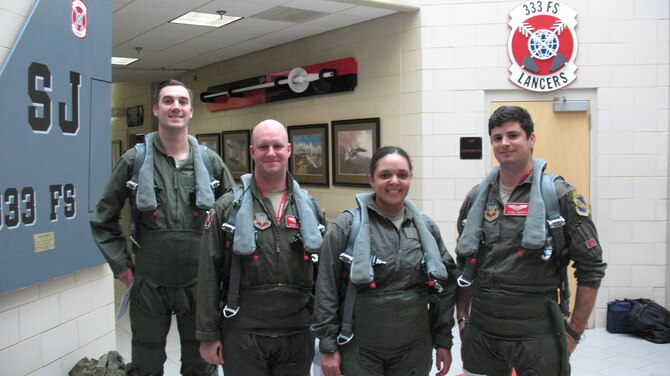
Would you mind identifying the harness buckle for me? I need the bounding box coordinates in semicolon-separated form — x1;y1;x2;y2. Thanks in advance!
126;180;138;191
547;217;566;229
336;332;354;345
371;256;386;266
339;253;353;264
221;223;235;233
457;275;473;287
222;305;239;318
432;279;444;293
129;235;141;249
210;179;221;189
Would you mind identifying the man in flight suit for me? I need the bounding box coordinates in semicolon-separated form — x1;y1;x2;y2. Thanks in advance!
455;106;606;376
91;80;235;376
196;119;326;376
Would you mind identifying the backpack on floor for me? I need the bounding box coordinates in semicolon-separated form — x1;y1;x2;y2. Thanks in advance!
623;298;670;344
68;351;126;376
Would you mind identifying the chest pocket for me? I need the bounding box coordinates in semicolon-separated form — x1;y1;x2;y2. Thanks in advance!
403;227;419;240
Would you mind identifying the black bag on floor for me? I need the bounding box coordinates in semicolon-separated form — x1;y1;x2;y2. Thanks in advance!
623;298;670;344
607;299;631;334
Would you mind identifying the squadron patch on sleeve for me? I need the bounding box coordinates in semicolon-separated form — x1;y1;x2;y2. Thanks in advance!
572;190;590;217
204;209;214;229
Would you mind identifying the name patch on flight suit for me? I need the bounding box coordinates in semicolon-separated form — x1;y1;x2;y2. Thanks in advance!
254;213;271;230
485;202;500;222
504;203;529;216
285;215;300;229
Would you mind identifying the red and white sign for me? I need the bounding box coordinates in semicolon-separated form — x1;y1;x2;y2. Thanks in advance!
508;1;578;92
200;57;357;111
71;0;88;39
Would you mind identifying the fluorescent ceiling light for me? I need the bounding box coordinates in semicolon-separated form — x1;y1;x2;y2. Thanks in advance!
170;11;242;27
112;57;139;65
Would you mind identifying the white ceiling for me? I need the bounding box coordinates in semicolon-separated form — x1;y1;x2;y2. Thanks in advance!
112;0;418;83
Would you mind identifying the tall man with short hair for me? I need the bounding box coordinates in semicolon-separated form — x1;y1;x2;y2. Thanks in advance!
91;79;235;376
197;119;326;376
455;106;606;376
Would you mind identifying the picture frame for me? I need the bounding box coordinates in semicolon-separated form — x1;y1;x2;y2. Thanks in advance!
126;105;144;127
221;130;251;180
195;133;221;156
288;123;329;187
111;140;122;169
331;118;380;187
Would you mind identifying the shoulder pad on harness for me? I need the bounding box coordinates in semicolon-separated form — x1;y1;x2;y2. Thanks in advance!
128;142;216;192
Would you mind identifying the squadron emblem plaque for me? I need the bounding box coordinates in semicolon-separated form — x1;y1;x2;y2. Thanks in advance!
508;1;578;92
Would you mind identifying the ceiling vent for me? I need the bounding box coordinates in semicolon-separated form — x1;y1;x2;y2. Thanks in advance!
253;7;327;24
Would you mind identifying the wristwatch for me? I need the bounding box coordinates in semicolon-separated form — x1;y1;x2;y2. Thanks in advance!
564;323;585;343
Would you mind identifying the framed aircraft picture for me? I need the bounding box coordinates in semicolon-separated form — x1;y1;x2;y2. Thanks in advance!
288;123;329;186
195;133;221;156
331;118;380;187
221;130;251;180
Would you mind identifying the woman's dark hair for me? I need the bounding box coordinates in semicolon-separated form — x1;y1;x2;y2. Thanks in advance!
488;105;534;138
369;146;413;176
153;79;193;104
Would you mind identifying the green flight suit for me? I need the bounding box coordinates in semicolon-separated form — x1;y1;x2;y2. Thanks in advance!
456;172;607;376
311;197;458;376
91;136;235;376
196;174;326;376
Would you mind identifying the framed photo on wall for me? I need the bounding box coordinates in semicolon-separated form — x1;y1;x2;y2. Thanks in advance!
195;133;221;156
221;130;251;180
288;123;329;186
126;105;144;127
331;118;380;187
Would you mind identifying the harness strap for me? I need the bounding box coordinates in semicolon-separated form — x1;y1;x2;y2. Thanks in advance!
337;208;361;344
222;187;247;317
541;173;571;316
126;143;146;250
223;255;241;318
197;144;220;190
337;281;357;345
457;255;477;287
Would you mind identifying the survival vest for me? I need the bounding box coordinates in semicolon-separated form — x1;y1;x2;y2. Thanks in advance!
220;177;324;318
125;140;219;249
336;204;446;345
458;173;572;316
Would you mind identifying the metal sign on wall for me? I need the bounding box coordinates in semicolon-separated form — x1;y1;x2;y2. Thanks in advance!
200;57;358;111
507;1;578;92
0;0;111;294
